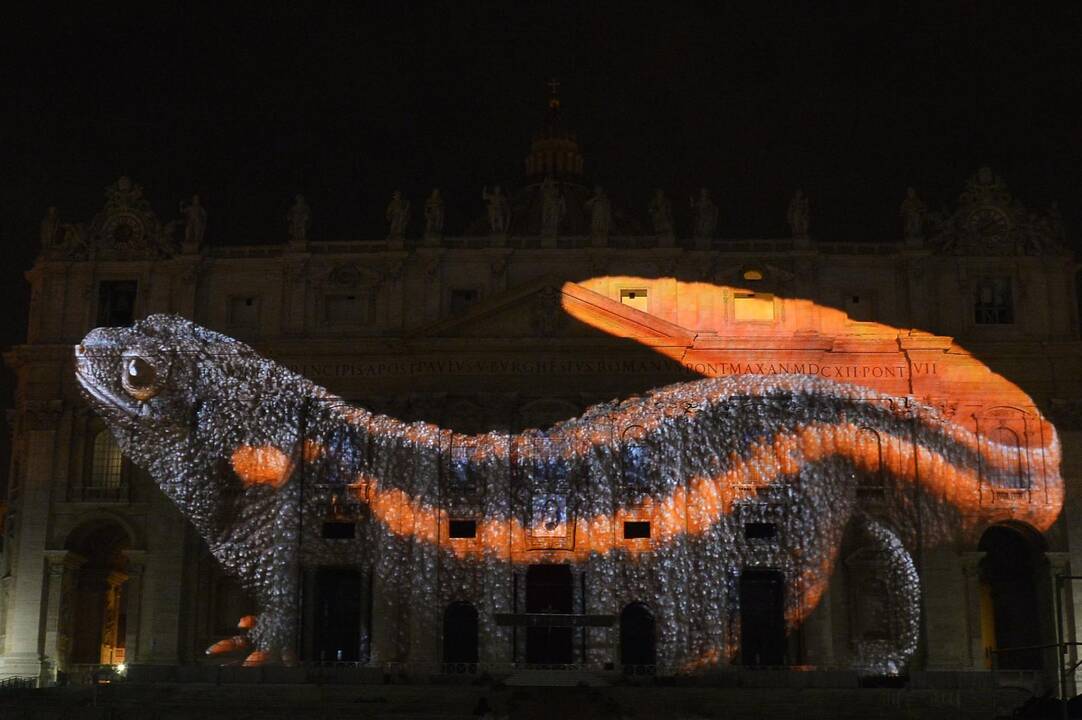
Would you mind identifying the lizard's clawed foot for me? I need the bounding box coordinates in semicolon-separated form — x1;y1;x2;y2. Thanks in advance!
207;615;297;666
241;648;298;667
206;615;257;658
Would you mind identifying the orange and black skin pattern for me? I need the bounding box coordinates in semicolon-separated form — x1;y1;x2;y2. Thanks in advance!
74;315;1061;672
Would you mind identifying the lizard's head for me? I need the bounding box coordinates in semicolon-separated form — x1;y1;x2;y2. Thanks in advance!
75;314;249;461
74;314;308;487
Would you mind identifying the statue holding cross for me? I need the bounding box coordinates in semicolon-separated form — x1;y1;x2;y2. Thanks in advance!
547;78;561;109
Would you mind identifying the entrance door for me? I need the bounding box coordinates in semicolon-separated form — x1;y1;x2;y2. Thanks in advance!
526;564;573;664
739;569;786;666
443;602;479;665
980;525;1044;669
620;603;656;669
315;568;364;662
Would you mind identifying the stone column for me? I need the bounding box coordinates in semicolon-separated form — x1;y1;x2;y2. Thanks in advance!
41;551;85;682
282;260;309;335
960;551;988;670
369;570;397;664
139;500;188;663
921;545;968;669
802;581;836;667
174;260;202;319
0;402;63;681
122;552;145;664
1045;551;1073;695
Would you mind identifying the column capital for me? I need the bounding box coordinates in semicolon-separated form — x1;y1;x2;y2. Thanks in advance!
123;549;147;568
960;550;986;575
43;550;85;574
1045;551;1072;573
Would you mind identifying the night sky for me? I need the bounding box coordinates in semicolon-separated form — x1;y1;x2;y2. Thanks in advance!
3;2;1081;410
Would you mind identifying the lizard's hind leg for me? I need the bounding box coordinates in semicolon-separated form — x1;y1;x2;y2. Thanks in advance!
847;518;921;675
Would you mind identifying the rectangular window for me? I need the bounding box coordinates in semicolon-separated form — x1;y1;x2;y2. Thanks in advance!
228;296;259;327
744;522;777;541
620;288;649;313
324;293;366;324
450;288;479;314
623;520;651;539
974;277;1013;324
844;293;874;322
322;521;356;539
449;519;477;539
97;280;138;327
733;291;775;321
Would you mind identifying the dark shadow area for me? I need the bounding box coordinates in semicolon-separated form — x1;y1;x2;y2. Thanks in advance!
526;564;573;664
65;521;130;665
979;524;1047;670
314;566;364;662
620;602;656;669
739;568;786;667
442;601;479;665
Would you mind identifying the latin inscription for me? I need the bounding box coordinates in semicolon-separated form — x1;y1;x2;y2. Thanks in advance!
285;358;938;379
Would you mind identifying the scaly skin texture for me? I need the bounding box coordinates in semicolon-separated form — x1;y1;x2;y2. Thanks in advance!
74;315;1061;672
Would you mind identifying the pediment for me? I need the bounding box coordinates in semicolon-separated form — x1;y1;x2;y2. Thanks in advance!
411;276;695;342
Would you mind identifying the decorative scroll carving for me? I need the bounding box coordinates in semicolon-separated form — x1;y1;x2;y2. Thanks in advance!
929;167;1068;256
86;177;178;260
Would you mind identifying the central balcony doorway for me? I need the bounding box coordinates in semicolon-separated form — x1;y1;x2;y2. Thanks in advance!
526;564;574;664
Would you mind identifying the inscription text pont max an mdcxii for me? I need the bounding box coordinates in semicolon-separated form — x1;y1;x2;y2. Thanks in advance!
284;357;939;380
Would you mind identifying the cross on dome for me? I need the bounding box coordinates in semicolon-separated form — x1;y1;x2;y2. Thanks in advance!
547;78;561;109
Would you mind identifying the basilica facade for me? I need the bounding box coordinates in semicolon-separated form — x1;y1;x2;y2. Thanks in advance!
2;96;1082;689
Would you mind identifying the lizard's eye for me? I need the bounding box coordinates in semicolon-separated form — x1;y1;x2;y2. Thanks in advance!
121;356;161;401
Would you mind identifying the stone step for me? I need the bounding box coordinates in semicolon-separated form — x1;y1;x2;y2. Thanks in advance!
504;669;609;686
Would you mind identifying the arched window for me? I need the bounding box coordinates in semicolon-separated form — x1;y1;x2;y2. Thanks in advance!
856;427;886;500
987;426;1026;489
621;424;652;496
90;430;123;492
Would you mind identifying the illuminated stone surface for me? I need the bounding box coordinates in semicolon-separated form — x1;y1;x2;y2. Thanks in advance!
74;315;1060;673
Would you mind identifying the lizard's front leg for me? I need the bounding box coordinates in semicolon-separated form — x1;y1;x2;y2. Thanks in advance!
206;499;303;666
243;531;302;666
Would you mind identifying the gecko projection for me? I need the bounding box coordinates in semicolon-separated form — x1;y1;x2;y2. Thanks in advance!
73;311;1061;673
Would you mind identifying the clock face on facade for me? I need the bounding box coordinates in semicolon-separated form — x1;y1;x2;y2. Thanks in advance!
966;207;1011;246
101;211;146;251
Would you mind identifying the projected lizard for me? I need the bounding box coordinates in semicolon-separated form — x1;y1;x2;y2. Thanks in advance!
74;315;1061;672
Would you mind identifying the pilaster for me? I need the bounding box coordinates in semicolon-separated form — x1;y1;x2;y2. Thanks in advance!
960;551;988;669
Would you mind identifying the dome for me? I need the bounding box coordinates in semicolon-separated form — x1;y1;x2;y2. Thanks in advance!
524;79;584;182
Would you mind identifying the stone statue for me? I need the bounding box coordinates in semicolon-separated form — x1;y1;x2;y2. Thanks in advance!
1048;201;1065;245
649;189;673;235
386;191;410;238
105;176;145;211
584;186;612;239
690;188;718;240
787;189;809;238
287;195;310;245
424;189;444;237
40;206;60;249
482;185;509;234
540;177;565;236
180;194;207;250
899;187;925;240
